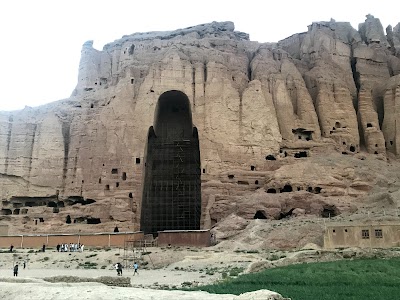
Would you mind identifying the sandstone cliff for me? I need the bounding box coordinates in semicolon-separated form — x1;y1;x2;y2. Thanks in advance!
1;17;400;248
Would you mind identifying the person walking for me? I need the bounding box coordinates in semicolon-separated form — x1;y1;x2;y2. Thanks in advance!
117;262;123;276
13;264;19;277
115;262;122;276
133;262;139;276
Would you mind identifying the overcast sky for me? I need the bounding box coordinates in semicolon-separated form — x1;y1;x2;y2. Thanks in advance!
0;0;398;111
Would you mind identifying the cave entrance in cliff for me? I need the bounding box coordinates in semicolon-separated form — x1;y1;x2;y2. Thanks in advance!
141;90;201;235
254;210;267;219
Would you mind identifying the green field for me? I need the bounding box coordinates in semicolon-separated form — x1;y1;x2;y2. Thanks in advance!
193;258;400;299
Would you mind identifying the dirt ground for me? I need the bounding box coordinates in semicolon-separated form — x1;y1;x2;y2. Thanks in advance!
1;242;398;299
0;245;285;299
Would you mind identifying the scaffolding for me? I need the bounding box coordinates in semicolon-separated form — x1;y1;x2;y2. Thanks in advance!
141;137;201;234
122;234;157;269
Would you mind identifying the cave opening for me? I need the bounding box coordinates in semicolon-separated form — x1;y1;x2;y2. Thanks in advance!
47;201;57;208
87;218;101;224
292;128;313;141
281;184;293;193
294;151;308;158
253;210;267;219
265;155;276;161
267;188;277;193
321;205;338;218
141;90;201;234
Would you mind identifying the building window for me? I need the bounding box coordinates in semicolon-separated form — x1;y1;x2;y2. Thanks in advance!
375;229;383;238
362;229;370;239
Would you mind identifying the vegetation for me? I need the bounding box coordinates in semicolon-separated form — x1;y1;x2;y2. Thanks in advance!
78;261;98;269
192;258;400;300
85;254;97;258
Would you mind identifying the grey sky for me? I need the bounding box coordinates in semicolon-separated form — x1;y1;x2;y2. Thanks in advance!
0;0;398;111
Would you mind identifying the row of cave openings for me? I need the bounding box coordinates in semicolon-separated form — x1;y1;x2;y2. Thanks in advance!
266;184;322;194
12;215;103;225
252;205;338;220
224;151;310;187
266;149;309;160
65;215;101;225
0;196;97;215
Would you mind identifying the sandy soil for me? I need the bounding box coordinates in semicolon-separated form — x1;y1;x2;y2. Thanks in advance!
0;247;259;288
0;280;236;300
1;244;394;299
0;246;271;300
5;223;400;300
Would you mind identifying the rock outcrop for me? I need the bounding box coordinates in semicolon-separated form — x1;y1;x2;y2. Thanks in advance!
1;17;400;243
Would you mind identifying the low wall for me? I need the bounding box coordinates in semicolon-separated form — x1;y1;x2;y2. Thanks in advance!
158;230;211;247
0;232;144;248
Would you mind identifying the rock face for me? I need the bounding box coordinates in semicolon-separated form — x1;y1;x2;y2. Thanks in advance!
1;17;400;242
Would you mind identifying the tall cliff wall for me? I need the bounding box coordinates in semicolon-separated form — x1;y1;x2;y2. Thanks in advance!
1;17;400;237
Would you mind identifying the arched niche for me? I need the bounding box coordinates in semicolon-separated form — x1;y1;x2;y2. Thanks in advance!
141;90;201;234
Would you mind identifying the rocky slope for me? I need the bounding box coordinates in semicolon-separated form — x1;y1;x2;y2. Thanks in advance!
1;16;400;246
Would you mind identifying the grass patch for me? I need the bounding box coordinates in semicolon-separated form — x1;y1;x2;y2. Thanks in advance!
192;258;400;300
78;262;98;269
85;254;97;258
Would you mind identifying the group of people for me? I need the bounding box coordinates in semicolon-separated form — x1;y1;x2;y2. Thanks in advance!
56;243;84;252
114;262;139;276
